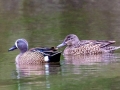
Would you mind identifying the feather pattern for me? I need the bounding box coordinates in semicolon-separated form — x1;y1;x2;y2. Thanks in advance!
57;34;120;55
9;39;61;64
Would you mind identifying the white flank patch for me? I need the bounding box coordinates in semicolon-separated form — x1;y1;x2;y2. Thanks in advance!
44;56;49;62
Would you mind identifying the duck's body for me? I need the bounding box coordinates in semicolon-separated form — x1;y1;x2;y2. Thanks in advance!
57;34;120;55
9;39;61;64
15;50;45;64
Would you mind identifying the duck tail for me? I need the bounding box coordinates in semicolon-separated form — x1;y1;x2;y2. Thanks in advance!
103;46;120;53
108;46;120;52
112;46;120;51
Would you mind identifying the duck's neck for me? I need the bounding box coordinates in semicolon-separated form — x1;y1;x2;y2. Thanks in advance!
19;48;28;53
72;41;82;48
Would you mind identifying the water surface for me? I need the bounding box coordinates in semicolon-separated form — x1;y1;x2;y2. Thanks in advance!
0;0;120;90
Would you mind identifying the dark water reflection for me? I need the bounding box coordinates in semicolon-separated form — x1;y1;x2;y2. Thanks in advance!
64;53;117;65
9;53;120;90
14;63;61;90
0;0;120;90
15;63;61;78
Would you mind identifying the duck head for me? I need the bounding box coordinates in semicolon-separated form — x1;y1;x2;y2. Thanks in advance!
57;34;80;48
8;39;28;53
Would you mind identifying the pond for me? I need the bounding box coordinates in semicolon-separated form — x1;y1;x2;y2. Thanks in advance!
0;0;120;90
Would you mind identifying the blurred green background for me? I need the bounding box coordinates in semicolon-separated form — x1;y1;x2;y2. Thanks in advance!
0;0;120;90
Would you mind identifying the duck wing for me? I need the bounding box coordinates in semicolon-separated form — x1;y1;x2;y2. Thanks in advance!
80;40;116;48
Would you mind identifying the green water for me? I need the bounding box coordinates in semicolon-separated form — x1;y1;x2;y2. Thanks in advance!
0;0;120;90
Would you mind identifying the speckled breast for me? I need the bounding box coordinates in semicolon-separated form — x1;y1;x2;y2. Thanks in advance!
16;51;45;64
63;44;103;55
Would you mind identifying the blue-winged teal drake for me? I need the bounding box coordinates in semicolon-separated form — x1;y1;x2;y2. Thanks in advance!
57;34;120;55
8;39;61;64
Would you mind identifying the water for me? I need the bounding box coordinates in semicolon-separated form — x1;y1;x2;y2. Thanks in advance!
0;0;120;90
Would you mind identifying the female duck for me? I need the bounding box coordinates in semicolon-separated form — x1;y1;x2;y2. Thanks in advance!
9;39;61;64
57;34;120;55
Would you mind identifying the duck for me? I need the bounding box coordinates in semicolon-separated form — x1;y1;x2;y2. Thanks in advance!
8;39;61;64
57;34;120;55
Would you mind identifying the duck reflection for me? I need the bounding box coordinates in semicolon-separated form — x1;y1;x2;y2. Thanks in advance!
16;63;61;78
14;63;61;90
64;53;117;65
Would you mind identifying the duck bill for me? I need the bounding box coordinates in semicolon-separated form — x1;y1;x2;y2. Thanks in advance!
57;42;66;48
8;45;17;51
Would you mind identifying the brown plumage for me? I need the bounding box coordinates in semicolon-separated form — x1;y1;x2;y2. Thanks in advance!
57;34;120;55
15;51;44;64
9;39;61;64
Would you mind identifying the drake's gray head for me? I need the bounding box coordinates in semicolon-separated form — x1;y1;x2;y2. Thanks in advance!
8;39;28;53
57;34;80;48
